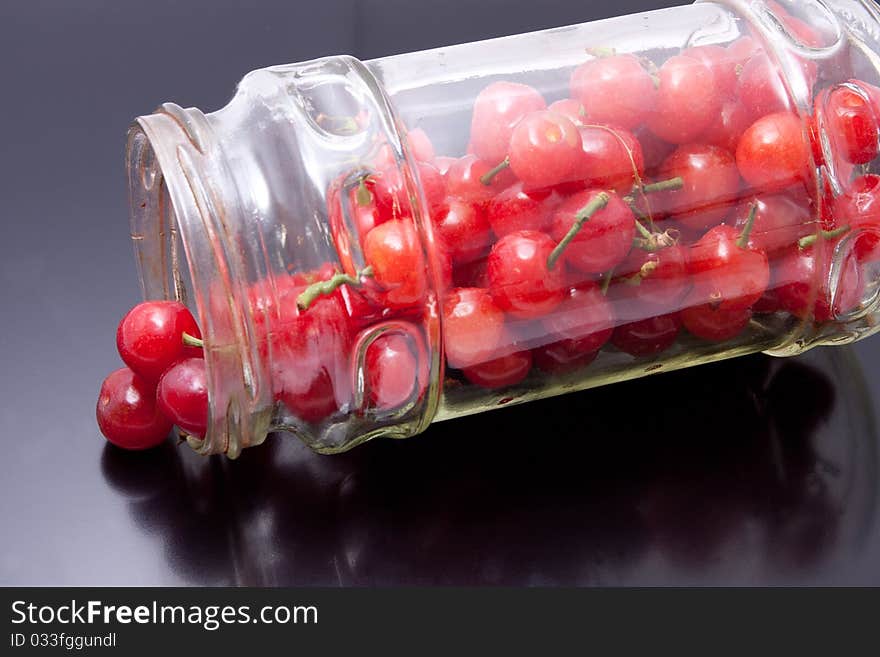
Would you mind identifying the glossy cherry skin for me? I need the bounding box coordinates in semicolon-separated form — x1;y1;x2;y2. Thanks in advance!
433;199;492;264
508;110;583;189
681;299;752;342
655;144;741;231
736;112;812;192
611;313;682;357
157;357;208;437
576;124;645;194
268;290;351;424
774;244;863;323
700;98;751;153
688;224;771;310
487;183;558;238
363;219;427;308
462;344;533;389
365;333;424;411
835;174;880;262
681;45;740;98
445;154;515;203
648;55;722;144
369;161;446;222
550;190;636;274
116;301;202;384
97;368;173;450
541;284;614;354
443;287;506;369
615;245;690;312
822;85;880;165
470;81;547;164
488;231;566;319
733;194;813;254
737;52;790;120
548;99;587;127
571;54;657;130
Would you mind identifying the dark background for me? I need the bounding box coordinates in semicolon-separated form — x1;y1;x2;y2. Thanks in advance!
1;0;879;586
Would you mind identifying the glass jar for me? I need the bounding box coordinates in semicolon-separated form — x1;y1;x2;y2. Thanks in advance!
126;0;880;458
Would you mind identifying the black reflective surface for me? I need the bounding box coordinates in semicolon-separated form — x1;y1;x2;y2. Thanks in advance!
2;0;880;586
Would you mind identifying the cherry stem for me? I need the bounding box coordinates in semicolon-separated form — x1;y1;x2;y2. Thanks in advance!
798;225;851;250
633;218;655;241
736;204;758;250
297;266;374;311
588;46;617;58
480;157;510;186
601;268;615;295
640;177;684;195
356;176;373;207
182;332;204;349
547;192;610;270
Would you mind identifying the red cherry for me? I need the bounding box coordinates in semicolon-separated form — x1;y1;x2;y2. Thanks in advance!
835;174;880;262
97;368;172;450
732;193;813;254
487;183;558;238
462;343;533;389
532;341;598;374
370;162;446;221
548;99;587;126
655;144;741;231
541;284;614;354
576;124;645;194
774;243;863;322
681;299;752;342
737;112;812;192
549;190;635;274
443;287;506;369
452;256;490;289
270;289;351;424
445;155;515;203
470;82;547;164
611;313;682;357
636;128;677;172
433;199;491;264
615;244;690;312
365;334;424;411
570;54;657;130
488;230;566;319
700;98;751;153
647;55;721;145
116;301;202;383
821;85;880;165
157;357;208;437
508;110;584;189
737;52;790;120
688;224;770;310
681;45;739;98
363;219;427;308
726;36;763;65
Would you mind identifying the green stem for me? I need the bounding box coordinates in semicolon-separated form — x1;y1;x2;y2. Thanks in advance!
633;218;654;242
736;203;758;249
798;225;851;250
297;266;374;311
480;157;510;186
547;192;610;270
640;177;684;195
182;332;204;348
601;268;615;295
356;176;374;207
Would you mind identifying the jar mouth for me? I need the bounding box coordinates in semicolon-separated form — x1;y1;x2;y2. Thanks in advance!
125;105;273;458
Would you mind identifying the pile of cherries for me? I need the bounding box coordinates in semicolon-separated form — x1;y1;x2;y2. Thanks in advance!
97;301;209;450
100;4;880;448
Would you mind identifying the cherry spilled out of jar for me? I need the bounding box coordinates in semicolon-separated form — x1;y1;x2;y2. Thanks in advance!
107;2;880;451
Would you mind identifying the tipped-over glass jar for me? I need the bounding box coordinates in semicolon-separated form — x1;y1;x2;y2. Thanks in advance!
127;0;880;458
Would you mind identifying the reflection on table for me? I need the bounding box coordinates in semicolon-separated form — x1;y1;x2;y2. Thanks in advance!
101;347;878;585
